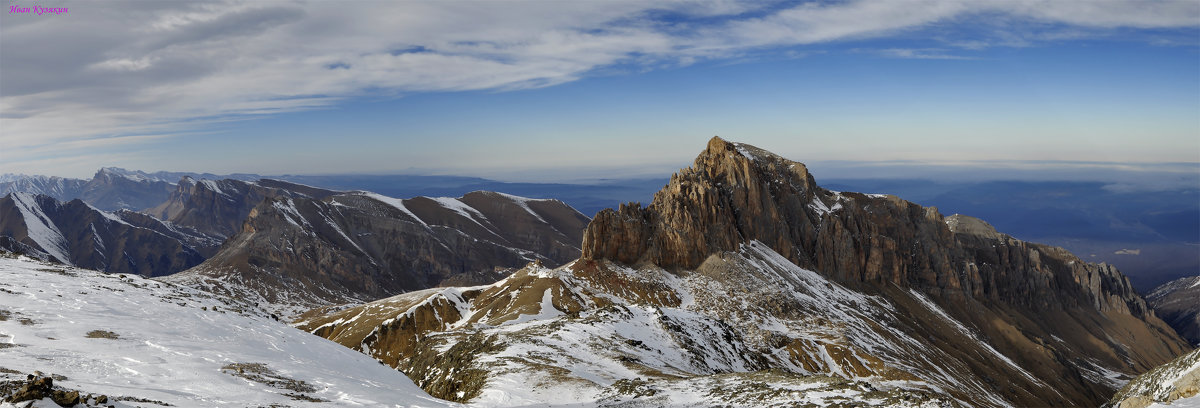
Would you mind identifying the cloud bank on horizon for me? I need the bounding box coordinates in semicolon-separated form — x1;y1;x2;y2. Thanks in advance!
1;0;1198;178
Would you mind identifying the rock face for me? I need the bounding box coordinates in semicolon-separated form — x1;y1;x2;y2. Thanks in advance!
167;190;589;317
1148;275;1200;346
578;136;1188;406
145;177;334;239
0;192;215;277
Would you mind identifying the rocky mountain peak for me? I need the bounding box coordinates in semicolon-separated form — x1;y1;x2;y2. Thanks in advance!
582;136;830;270
580;139;1187;403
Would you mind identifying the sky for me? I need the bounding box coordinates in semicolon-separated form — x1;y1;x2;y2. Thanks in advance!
1;0;1198;183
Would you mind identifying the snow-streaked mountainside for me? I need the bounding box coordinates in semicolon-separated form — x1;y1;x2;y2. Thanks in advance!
0;176;85;206
297;244;960;407
1149;275;1200;346
166;189;590;318
1107;348;1200;408
0;253;451;408
298;137;1190;407
145;176;336;240
0;192;218;276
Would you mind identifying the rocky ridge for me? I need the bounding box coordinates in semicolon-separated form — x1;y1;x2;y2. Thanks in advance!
168;190;590;317
0;192;215;277
298;137;1189;407
297;252;964;406
580;137;1186;406
145;176;335;239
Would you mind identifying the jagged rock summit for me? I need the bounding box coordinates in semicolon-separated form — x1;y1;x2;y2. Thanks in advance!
581;136;1190;404
584;136;1163;316
300;137;1189;407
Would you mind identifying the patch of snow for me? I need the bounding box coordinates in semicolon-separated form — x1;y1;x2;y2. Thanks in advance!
1076;357;1130;389
433;197;492;230
500;287;564;326
1148;394;1200;408
491;192;549;223
355;191;430;229
197;179;226;195
82;202;131;226
271;199;310;229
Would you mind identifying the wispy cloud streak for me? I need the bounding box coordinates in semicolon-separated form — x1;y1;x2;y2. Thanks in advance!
1;0;1196;167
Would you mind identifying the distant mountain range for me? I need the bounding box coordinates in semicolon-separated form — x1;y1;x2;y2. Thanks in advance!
6;164;1191;291
0;167;261;212
0;168;665;217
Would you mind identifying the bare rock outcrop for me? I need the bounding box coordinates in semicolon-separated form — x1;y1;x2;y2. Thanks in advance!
582;136;1190;406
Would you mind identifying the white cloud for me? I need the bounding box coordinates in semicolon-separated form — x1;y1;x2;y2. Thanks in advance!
863;47;977;59
1;0;1197;174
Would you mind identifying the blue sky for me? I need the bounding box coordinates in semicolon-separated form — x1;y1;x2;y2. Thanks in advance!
1;0;1197;182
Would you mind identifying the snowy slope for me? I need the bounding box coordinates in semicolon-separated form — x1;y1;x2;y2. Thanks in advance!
0;254;452;408
1107;348;1200;408
1149;395;1200;408
298;243;999;406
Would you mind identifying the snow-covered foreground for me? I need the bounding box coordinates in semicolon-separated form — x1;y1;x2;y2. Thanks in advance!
0;254;452;407
1149;395;1200;408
